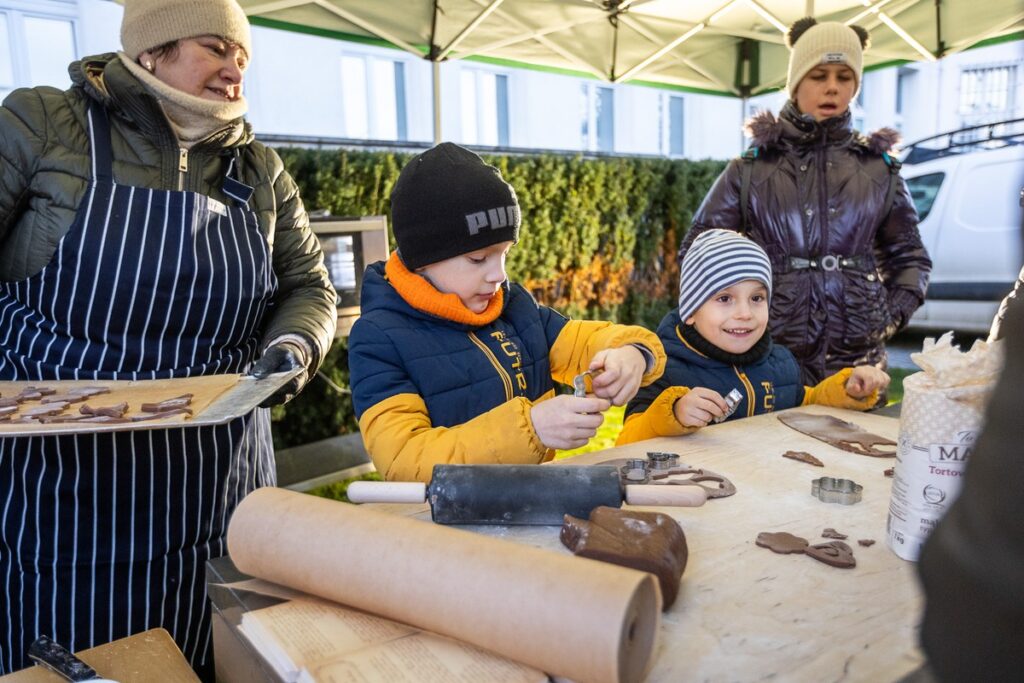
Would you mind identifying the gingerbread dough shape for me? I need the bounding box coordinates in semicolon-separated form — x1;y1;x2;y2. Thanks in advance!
805;541;856;568
755;532;809;554
561;506;688;609
777;412;896;457
782;450;824;467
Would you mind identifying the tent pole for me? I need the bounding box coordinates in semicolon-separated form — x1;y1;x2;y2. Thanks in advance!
433;60;442;144
430;0;442;144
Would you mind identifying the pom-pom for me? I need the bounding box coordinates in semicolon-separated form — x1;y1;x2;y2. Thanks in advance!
849;24;871;49
787;16;817;48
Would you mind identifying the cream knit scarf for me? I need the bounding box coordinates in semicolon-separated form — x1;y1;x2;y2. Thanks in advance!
118;51;247;149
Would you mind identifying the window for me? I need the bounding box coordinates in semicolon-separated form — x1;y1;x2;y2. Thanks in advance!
959;65;1017;120
0;5;77;100
339;54;409;141
665;95;684;157
23;15;74;87
580;83;615;152
895;67;915;115
0;13;14;101
459;68;509;147
904;172;945;221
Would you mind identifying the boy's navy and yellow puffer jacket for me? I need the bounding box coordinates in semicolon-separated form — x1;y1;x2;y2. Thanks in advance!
350;257;665;482
618;309;875;444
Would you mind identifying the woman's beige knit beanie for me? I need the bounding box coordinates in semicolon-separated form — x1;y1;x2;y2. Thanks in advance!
786;17;870;97
121;0;252;60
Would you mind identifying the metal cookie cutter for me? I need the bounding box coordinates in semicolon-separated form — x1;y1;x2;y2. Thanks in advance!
811;477;863;505
713;388;744;423
604;451;737;499
572;369;602;398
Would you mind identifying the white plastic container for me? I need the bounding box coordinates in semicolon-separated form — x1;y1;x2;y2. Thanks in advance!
886;333;1002;561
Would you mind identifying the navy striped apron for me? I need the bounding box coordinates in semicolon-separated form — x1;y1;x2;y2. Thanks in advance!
0;102;277;673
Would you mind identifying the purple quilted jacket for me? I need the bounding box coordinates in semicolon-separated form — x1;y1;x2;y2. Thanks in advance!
679;102;931;384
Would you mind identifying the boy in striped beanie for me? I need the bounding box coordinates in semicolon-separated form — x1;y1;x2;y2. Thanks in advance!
618;229;889;443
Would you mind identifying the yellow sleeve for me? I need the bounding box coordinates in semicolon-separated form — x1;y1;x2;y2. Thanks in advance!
548;320;666;387
804;368;879;410
358;392;553;482
616;386;698;445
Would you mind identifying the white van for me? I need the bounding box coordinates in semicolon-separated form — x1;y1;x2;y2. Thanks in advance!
901;120;1024;334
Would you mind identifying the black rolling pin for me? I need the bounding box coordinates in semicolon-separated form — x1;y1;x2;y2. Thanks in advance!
346;464;706;525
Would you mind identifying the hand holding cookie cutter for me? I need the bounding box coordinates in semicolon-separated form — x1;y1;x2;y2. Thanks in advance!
572;369;603;398
713;388;744;423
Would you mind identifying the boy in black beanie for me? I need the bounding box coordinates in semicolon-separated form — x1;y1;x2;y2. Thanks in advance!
349;143;666;482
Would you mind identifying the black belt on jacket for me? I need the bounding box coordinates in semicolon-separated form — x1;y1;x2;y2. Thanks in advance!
788;255;871;272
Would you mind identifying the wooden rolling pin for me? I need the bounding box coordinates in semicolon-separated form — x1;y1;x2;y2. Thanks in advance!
348;464;707;524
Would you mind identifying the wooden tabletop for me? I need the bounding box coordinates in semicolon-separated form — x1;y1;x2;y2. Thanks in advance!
376;404;923;682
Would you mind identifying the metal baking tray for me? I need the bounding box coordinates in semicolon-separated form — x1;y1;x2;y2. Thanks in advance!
0;368;302;437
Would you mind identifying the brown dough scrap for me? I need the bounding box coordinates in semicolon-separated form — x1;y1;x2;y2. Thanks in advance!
80;402;130;418
131;408;192;422
858;539;876;547
41;394;87;404
884;468;894;478
805;541;856;568
67;386;111;397
821;528;848;540
561;506;688;609
22;403;69;417
21;386;56;397
0;398;19;408
755;531;809;554
782;450;824;467
140;394;194;413
777;412;896;457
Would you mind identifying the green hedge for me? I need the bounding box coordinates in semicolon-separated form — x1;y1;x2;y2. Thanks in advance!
270;148;727;449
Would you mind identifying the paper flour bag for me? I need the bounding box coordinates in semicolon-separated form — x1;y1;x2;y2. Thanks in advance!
886;332;1003;561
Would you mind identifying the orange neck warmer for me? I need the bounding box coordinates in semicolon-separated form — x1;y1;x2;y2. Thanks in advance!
385;252;505;326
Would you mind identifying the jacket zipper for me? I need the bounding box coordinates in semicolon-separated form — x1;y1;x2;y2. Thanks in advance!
468;333;513;401
732;367;756;417
817;129;829;251
178;147;188;191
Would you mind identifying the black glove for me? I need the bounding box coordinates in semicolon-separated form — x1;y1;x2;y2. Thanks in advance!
250;341;309;407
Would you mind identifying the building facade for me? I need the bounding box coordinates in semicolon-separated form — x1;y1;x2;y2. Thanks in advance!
2;0;1021;159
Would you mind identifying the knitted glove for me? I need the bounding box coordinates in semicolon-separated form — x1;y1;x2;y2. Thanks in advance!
804;368;878;411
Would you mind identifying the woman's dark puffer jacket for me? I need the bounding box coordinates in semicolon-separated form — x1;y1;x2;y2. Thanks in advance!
679;102;931;384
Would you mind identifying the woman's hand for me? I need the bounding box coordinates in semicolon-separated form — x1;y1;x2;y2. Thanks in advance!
845;366;891;399
588;346;648;406
673;387;729;428
251;341;308;406
530;395;610;450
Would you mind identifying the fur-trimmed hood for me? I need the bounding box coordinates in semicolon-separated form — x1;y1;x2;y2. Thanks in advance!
743;106;900;155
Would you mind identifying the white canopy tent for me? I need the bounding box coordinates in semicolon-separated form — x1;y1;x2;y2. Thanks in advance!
229;0;1023;142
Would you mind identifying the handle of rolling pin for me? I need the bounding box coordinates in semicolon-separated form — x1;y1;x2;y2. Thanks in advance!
346;481;427;504
623;484;708;507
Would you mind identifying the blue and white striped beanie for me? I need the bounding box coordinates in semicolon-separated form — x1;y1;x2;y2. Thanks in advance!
678;229;773;322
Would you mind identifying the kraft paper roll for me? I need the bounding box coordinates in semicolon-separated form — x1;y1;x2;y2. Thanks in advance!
227;487;661;683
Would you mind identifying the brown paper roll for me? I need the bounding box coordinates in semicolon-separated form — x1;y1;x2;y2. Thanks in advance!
227;487;660;683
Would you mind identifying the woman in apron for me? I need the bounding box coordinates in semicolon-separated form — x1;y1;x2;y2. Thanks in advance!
0;0;337;676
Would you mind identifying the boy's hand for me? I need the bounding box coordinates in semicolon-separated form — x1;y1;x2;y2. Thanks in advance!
530;395;611;450
673;387;729;428
845;366;891;399
588;346;647;406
